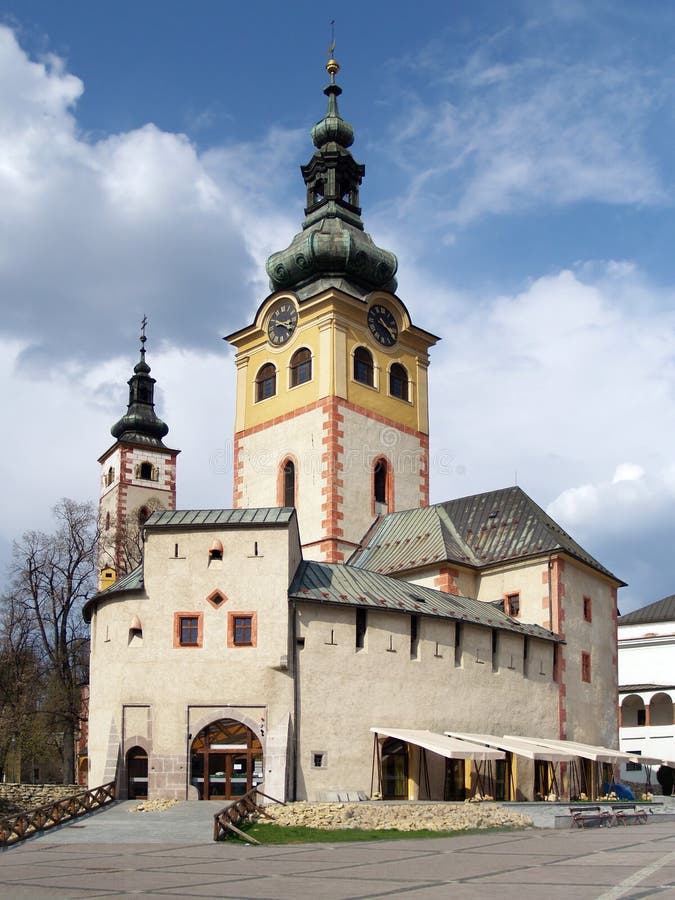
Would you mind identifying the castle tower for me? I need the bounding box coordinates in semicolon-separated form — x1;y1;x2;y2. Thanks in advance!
98;321;179;587
226;58;439;563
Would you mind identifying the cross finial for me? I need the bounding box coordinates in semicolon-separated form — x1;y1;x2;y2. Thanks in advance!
140;315;148;356
327;20;335;59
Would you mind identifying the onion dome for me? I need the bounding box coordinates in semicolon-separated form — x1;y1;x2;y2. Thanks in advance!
111;319;169;447
266;57;397;297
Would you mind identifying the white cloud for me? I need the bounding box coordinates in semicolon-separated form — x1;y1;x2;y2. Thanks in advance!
385;33;666;226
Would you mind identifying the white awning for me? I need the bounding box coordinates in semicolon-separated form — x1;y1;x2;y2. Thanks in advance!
371;727;505;761
504;735;632;764
445;732;576;762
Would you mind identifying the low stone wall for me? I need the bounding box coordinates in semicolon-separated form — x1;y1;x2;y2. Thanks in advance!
0;783;79;815
265;802;532;832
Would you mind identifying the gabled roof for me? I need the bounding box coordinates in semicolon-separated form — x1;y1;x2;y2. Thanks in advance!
349;486;623;584
144;507;295;528
618;594;675;626
289;559;560;642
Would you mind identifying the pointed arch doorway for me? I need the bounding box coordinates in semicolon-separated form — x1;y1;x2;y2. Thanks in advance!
190;718;263;800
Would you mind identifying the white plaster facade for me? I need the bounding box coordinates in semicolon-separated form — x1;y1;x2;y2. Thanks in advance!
617;598;675;786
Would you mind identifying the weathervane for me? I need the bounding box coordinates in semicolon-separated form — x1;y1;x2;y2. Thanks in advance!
326;19;339;80
140;314;148;356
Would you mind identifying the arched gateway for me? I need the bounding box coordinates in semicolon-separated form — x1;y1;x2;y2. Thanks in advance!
190;718;263;800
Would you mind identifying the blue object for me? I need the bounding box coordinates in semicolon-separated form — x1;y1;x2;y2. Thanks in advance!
603;781;635;800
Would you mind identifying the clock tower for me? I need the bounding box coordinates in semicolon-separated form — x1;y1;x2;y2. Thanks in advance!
226;58;438;562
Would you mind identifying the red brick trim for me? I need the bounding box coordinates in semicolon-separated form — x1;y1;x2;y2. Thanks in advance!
550;556;567;738
320;397;345;562
434;565;461;595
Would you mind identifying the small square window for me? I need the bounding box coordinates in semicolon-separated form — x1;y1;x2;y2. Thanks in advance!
228;612;257;648
174;613;202;648
312;752;326;768
583;596;592;622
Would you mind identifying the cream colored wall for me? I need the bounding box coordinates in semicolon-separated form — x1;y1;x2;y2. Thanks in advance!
476;559;551;628
87;522;299;799
559;561;618;747
235;406;325;545
405;566;479;599
293;602;558;801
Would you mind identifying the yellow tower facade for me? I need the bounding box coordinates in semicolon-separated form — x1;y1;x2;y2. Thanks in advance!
227;60;438;562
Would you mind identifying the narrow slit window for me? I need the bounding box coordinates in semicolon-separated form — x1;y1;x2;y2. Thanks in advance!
454;623;462;667
283;460;295;508
410;615;420;659
355;609;367;650
374;459;389;515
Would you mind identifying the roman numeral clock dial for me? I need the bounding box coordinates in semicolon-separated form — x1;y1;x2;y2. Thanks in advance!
267;302;298;345
367;305;398;347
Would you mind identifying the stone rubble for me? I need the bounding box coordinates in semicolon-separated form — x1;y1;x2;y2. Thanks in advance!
129;798;179;813
263;801;532;832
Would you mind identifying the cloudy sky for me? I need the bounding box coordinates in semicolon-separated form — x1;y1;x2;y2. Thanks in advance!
1;0;674;613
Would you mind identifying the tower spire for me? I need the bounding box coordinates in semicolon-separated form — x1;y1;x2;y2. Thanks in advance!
266;53;397;297
111;318;169;446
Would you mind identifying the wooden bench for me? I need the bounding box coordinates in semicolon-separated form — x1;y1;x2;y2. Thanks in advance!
611;803;650;826
569;806;614;828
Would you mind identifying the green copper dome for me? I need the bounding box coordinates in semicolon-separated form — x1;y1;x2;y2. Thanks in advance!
266;58;397;296
111;322;169;447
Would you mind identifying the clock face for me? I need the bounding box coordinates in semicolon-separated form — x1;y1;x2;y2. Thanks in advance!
367;304;398;347
267;301;298;345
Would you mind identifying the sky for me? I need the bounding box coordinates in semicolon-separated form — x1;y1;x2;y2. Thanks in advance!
1;0;674;613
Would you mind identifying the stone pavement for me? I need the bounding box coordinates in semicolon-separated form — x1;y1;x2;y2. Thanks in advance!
1;801;675;899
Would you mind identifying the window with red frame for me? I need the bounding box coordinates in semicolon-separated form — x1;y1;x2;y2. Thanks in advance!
581;651;591;683
178;616;200;647
506;593;520;617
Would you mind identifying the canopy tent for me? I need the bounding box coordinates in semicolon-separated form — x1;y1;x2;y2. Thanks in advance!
446;732;575;800
370;728;505;800
370;728;505;761
504;735;632;764
445;732;576;762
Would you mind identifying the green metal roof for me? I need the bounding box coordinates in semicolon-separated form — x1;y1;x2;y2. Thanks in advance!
290;560;560;642
144;507;295;528
349;486;624;584
618;593;675;626
83;564;144;622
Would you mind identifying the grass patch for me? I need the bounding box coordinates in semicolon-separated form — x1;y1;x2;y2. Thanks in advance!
231;822;523;844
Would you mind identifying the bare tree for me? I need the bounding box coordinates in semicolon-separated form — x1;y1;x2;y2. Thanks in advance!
5;499;97;783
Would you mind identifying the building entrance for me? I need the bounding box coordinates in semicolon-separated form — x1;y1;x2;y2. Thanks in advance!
190;719;263;800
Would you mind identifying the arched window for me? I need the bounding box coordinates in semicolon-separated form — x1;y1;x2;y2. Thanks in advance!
354;347;374;387
106;466;115;486
389;363;409;400
105;511;111;531
138;506;151;525
621;694;646;728
651;692;674;726
255;363;276;401
290;348;312;387
374;458;389;514
139;461;153;480
283;460;295;507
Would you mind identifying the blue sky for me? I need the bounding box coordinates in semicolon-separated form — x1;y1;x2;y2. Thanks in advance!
1;0;675;612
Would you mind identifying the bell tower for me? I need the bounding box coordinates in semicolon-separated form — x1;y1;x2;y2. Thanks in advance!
226;57;438;563
98;320;179;587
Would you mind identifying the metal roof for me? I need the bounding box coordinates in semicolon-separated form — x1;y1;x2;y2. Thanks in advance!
83;565;144;622
446;732;576;762
371;728;505;761
349;486;623;584
144;507;295;528
290;560;560;641
618;594;675;626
